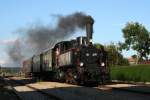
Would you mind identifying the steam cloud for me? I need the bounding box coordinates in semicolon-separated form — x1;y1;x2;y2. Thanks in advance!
7;12;88;67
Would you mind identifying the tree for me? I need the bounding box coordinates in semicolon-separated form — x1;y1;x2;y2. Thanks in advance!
119;22;150;63
104;43;129;66
132;54;137;59
94;43;104;50
95;43;129;66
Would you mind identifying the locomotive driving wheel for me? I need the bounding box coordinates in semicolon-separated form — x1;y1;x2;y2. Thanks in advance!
66;69;77;84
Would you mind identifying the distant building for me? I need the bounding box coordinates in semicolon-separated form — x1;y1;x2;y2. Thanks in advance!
128;57;150;65
139;60;150;64
128;57;136;65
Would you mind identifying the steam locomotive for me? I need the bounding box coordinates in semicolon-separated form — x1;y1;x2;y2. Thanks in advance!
22;16;110;84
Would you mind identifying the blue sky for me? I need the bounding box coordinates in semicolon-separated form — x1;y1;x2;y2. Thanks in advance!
0;0;150;65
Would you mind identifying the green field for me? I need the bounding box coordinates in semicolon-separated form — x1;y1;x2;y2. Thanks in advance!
111;64;150;82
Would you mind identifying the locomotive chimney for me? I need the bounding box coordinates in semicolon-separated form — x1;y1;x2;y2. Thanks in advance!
86;16;94;45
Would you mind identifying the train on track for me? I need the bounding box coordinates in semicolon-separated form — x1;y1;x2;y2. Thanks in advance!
22;16;110;85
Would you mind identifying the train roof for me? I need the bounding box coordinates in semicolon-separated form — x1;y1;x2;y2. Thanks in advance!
55;40;71;45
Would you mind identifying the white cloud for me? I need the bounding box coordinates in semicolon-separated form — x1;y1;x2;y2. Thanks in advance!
0;59;6;66
0;39;16;45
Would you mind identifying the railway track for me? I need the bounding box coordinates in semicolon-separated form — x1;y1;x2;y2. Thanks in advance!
6;77;63;100
4;77;150;100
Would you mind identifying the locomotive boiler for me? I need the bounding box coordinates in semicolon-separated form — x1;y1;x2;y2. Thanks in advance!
22;16;110;85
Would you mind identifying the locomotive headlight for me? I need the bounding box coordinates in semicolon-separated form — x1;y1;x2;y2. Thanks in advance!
80;62;84;66
74;75;77;79
86;53;89;56
101;62;105;66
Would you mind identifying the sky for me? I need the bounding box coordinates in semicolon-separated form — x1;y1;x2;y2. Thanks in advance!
0;0;150;66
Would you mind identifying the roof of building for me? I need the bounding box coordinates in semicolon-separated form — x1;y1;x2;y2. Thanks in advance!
128;57;136;62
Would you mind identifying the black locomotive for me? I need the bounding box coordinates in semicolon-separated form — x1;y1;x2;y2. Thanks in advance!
22;16;110;84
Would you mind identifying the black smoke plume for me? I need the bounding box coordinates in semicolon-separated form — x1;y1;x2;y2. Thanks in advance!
7;12;88;67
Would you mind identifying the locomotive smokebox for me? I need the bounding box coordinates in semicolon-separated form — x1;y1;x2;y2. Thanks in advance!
86;16;94;45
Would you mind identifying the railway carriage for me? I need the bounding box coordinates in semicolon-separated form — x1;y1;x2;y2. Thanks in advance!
42;49;53;71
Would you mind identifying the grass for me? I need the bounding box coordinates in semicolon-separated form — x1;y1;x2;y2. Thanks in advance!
111;64;150;82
